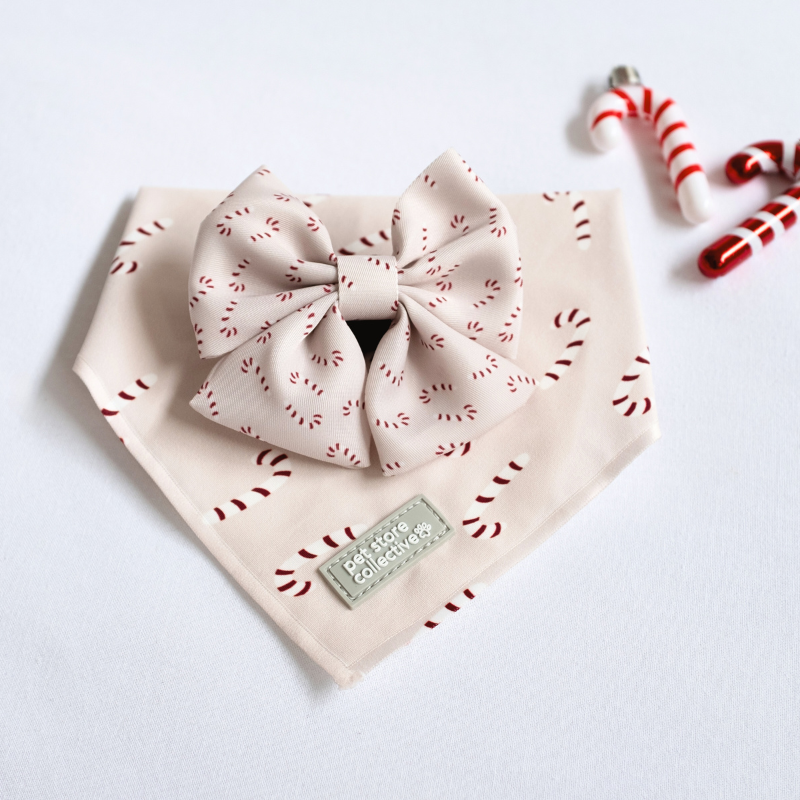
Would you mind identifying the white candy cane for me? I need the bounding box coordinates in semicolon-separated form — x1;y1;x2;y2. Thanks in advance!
462;454;530;539
101;374;158;416
273;523;369;597
110;218;173;274
587;66;712;224
612;348;654;417
203;449;292;524
542;192;591;249
537;309;591;390
413;583;488;638
337;229;392;256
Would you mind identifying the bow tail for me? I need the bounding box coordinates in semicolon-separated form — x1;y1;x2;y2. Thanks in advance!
191;294;373;469
365;295;536;476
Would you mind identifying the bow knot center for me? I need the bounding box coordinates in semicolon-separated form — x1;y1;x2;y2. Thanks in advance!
336;255;399;321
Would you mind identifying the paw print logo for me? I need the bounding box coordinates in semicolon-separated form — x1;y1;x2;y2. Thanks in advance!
414;522;432;538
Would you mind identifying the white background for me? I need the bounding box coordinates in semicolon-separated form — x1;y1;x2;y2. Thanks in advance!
2;1;799;797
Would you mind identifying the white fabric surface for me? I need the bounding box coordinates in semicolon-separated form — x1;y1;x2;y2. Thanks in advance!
2;1;799;797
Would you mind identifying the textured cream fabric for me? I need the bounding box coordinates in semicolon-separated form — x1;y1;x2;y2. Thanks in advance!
75;184;659;686
189;150;533;476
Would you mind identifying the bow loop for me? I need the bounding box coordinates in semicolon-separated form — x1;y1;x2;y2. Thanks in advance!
189;150;535;476
336;255;399;321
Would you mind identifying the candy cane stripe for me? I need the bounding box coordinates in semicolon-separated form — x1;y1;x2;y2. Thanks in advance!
462;454;530;539
101;373;158;416
542;191;591;249
612;347;654;418
588;78;711;224
337;228;392;256
110;218;173;275
203;450;293;524
699;184;800;276
538;310;590;390
700;140;800;277
414;584;489;637
273;524;368;597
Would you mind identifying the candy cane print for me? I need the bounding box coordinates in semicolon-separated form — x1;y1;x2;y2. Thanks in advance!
537;309;591;390
274;524;368;597
337;229;392;256
462;454;530;539
612;348;654;417
100;374;158;416
542;192;591;249
699;140;800;278
587;66;712;224
435;441;472;457
110;218;174;274
203;449;292;524
413;583;488;638
570;191;591;250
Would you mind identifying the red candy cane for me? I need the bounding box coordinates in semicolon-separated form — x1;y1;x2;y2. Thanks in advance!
588;66;712;225
698;140;800;278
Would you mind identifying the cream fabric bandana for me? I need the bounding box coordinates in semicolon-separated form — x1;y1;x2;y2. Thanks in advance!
75;162;659;686
189;151;533;476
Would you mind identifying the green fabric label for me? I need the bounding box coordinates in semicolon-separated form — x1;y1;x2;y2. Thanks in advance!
319;495;454;608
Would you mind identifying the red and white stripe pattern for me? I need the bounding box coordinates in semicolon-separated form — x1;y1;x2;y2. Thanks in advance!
110;218;174;274
570;191;591;250
542;192;591;249
612;348;653;417
588;84;711;224
538;309;591;390
337;229;392;256
274;524;368;597
101;374;158;416
699;140;800;278
725;139;800;184
462;454;530;538
435;441;472;457
203;449;292;524
413;583;488;637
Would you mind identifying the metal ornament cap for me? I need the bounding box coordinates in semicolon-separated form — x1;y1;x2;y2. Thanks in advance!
608;65;642;89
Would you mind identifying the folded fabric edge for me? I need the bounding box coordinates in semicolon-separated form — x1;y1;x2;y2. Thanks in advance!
72;355;364;688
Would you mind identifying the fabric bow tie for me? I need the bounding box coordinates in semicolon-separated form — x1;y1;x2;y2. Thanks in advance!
189;149;535;476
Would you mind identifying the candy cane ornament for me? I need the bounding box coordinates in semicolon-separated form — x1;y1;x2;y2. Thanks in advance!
462;454;530;539
587;66;712;225
203;448;292;524
273;524;368;597
698;139;800;278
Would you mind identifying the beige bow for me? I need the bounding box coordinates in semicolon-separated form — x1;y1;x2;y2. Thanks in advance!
188;149;535;476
